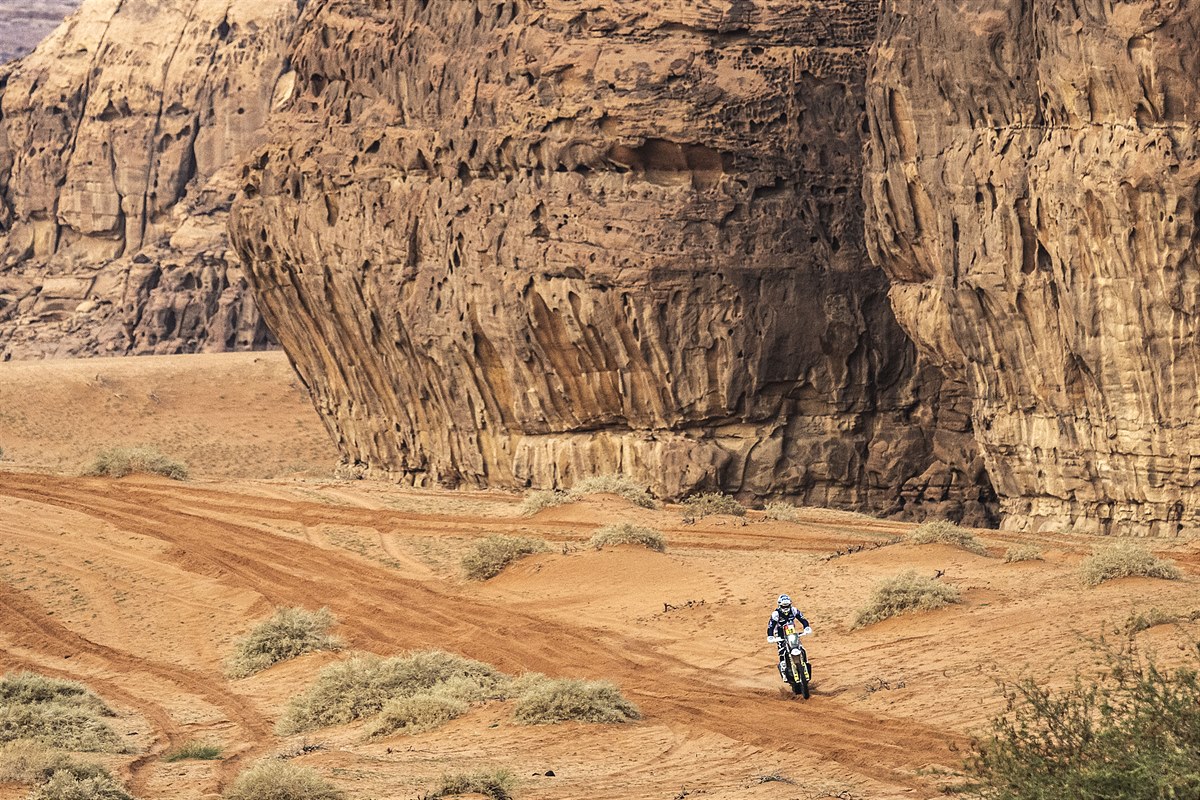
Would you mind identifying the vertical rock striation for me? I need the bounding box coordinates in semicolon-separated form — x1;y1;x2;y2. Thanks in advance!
0;0;301;358
865;0;1200;533
232;0;994;520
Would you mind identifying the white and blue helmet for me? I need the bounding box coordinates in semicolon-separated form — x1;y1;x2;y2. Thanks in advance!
777;594;792;610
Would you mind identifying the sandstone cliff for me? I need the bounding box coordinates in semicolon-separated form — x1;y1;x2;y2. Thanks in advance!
231;0;995;520
0;0;299;358
865;0;1200;534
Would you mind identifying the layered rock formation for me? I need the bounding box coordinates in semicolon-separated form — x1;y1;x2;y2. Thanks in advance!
232;0;995;520
0;0;300;358
0;1;80;63
865;0;1200;534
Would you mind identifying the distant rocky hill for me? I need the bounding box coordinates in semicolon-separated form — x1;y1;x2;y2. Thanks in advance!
0;1;79;63
0;0;298;358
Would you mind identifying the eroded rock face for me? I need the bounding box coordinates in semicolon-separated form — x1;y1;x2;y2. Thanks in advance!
0;0;300;358
232;0;995;520
865;0;1200;534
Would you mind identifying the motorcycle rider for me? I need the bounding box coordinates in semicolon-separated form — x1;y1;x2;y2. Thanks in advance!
766;594;812;682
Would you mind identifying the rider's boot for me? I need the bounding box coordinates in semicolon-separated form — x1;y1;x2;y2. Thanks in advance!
778;660;787;681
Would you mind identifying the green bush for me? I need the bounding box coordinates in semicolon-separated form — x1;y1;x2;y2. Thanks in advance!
227;607;342;678
83;446;188;480
1079;542;1181;587
1003;545;1043;563
968;643;1200;799
0;673;122;752
908;520;988;555
224;760;342;800
462;535;549;580
365;693;468;738
277;651;508;735
568;475;657;509
681;492;745;520
427;769;516;800
587;523;666;552
162;740;222;761
512;676;640;725
852;570;961;629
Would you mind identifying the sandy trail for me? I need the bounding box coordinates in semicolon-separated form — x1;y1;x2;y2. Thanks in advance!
1;353;1197;799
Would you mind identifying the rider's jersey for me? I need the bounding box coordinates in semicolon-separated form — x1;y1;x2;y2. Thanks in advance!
767;606;810;638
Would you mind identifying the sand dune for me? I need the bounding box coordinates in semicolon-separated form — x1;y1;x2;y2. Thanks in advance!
0;354;1197;799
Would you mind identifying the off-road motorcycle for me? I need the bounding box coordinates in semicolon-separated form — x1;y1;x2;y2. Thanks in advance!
769;622;811;699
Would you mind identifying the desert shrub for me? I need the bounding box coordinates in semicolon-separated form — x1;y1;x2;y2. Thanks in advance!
681;492;745;520
852;570;961;629
29;768;134;800
1003;545;1043;563
0;673;122;752
762;502;799;522
83;446;188;480
1079;542;1181;587
587;523;666;552
365;693;468;738
0;741;81;783
277;651;508;735
568;475;657;509
224;760;342;800
227;607;342;678
427;769;517;800
462;535;549;580
908;520;988;555
162;740;222;761
968;643;1200;799
512;676;640;724
1125;607;1180;634
518;490;569;516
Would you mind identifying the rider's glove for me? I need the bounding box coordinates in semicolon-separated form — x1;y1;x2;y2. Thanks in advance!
803;626;812;635
767;636;779;643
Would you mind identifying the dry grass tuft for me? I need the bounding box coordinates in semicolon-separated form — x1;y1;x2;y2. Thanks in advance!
0;744;133;800
29;768;134;800
0;673;123;752
519;475;658;516
681;492;745;520
852;571;962;629
426;769;516;800
762;502;800;522
365;693;468;738
162;740;223;761
1079;542;1181;587
568;475;657;509
462;535;549;580
83;446;188;480
587;523;666;552
1004;545;1044;563
512;675;640;725
223;760;342;800
518;490;569;515
277;651;509;735
227;607;342;678
908;520;988;555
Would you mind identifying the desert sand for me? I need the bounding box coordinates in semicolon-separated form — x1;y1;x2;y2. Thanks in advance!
0;353;1197;799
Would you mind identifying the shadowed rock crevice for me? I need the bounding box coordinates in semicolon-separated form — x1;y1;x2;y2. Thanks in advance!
232;0;996;523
